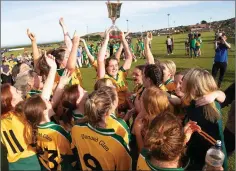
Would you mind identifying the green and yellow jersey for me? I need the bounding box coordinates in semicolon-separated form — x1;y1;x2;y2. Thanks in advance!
55;67;83;87
104;67;128;106
138;42;144;51
26;89;42;99
37;122;76;171
137;149;189;171
95;45;102;54
106;114;131;145
159;83;168;92
1;111;41;170
71;122;132;170
130;44;134;53
82;51;87;61
164;78;176;93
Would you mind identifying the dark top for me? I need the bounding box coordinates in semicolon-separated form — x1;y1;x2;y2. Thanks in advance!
185;101;227;171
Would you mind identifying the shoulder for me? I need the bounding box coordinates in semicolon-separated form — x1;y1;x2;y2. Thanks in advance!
110;133;130;154
38;122;71;143
110;115;130;133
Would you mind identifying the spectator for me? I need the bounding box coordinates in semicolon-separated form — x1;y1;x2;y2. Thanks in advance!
171;36;174;53
224;100;235;156
166;35;172;55
185;38;190;56
212;33;231;88
190;34;196;58
1;63;13;84
196;33;202;57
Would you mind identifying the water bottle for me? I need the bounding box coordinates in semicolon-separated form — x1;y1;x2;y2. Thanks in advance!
202;140;225;171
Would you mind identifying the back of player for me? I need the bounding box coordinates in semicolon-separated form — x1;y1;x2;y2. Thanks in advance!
23;95;76;171
71;88;132;170
1;111;41;170
37;122;76;171
72;123;131;170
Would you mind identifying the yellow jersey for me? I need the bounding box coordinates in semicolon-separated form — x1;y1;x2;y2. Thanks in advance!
137;149;189;171
106;114;131;145
91;60;98;70
1;111;41;169
159;83;168;92
37;121;76;171
55;67;83;87
71;122;132;170
104;67;128;105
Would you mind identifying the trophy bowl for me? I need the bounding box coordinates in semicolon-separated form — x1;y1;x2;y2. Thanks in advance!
106;1;122;39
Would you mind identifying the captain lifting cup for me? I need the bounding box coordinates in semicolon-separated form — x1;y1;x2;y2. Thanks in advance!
106;0;122;39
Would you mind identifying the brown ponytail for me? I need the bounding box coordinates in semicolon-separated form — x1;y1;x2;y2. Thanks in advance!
23;95;46;153
145;112;185;161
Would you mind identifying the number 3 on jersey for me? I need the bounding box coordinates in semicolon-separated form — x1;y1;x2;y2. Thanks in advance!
83;153;103;171
39;148;58;170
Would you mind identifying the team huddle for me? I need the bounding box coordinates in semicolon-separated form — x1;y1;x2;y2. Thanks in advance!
1;18;230;171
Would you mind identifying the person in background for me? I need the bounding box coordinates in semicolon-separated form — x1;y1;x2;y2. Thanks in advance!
221;82;235;156
185;38;190;56
138;38;145;59
77;45;82;68
212;33;231;88
1;62;13;84
190;34;196;58
166;35;172;55
196;33;202;57
224;100;235;157
171;36;174;54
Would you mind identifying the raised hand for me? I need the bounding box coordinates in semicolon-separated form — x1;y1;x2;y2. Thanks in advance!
72;31;80;45
45;52;57;69
124;31;130;38
104;28;112;41
59;17;65;27
80;38;86;43
144;32;152;44
27;29;36;42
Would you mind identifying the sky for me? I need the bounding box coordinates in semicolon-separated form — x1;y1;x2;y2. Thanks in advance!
1;1;235;47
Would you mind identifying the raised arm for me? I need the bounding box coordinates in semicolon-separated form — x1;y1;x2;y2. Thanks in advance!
121;32;133;70
51;69;71;108
223;39;231;49
115;43;123;62
80;38;95;64
59;17;72;52
144;32;154;64
66;31;80;71
97;29;111;79
27;29;40;71
41;53;57;101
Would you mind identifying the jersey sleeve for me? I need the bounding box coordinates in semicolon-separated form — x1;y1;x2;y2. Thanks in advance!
91;60;98;70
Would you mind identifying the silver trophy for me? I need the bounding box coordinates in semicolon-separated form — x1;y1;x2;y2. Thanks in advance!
106;0;122;39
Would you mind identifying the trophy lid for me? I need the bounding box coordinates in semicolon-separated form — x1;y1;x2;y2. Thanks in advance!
106;1;122;20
